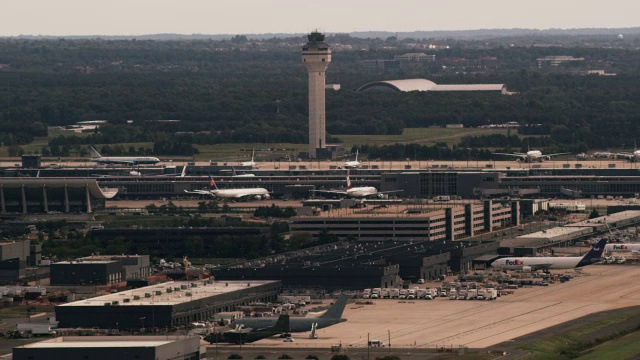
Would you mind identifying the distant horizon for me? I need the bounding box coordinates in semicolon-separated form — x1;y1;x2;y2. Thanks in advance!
4;26;639;39
1;0;637;37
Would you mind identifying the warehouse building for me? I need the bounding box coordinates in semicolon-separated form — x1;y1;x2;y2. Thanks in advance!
13;336;200;360
50;255;152;286
56;279;281;329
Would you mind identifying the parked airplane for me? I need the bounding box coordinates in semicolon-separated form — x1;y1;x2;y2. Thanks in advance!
491;238;607;271
605;243;640;253
240;149;258;169
88;146;160;165
229;296;347;333
313;171;401;199
231;167;256;178
205;314;289;344
493;149;571;162
344;149;361;169
184;177;270;200
93;165;187;178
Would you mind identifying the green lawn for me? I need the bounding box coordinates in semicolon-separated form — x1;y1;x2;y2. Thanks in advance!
577;330;640;360
335;127;511;148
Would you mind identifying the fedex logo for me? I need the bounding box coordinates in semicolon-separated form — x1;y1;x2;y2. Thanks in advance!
613;245;629;250
506;260;524;266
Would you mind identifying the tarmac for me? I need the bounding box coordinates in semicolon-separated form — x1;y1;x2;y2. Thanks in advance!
208;265;640;352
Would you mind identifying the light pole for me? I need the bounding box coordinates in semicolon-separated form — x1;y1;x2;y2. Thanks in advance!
140;317;146;332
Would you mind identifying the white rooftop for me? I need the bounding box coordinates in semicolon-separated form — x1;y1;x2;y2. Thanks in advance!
17;336;195;349
59;280;278;307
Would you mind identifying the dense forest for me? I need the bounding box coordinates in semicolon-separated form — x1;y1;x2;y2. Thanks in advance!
0;33;639;156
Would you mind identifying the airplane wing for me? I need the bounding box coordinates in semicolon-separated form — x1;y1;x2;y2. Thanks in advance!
493;152;527;158
311;190;349;195
545;152;572;157
379;190;403;194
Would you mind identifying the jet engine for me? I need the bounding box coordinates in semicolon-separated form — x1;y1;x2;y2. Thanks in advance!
542;156;551;161
521;266;533;272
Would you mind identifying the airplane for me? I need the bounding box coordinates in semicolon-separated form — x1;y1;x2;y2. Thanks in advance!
229;296;348;333
184;177;270;200
240;149;258;169
605;243;640;253
93;165;187;178
592;152;615;159
88;146;160;165
493;149;571;162
344;149;361;169
491;238;607;271
231;167;256;178
313;171;401;199
205;314;289;345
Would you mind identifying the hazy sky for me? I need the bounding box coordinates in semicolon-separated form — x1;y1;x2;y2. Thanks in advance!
2;0;638;36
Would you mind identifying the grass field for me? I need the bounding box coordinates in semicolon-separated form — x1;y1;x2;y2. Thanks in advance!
577;330;640;360
520;307;640;360
335;127;510;149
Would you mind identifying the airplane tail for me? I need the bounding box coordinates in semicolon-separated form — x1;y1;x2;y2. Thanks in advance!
576;238;608;267
355;149;359;162
251;149;255;163
346;170;352;190
180;165;187;177
208;176;219;190
319;296;347;319
273;314;290;332
88;146;101;159
231;166;237;176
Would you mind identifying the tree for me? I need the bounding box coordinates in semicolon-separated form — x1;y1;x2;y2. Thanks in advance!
277;355;293;360
376;356;401;360
7;144;24;157
589;208;600;219
305;356;319;360
227;354;243;359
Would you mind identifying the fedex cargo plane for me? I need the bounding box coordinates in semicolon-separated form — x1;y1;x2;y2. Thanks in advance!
491;238;607;271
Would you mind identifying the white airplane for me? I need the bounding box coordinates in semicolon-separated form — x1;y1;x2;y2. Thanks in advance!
313;171;401;199
344;149;361;169
240;149;258;169
88;146;160;165
231;167;256;178
605;243;640;253
185;177;270;200
493;149;571;162
491;238;607;271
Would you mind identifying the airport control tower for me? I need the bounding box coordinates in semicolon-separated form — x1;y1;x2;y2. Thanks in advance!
302;31;331;159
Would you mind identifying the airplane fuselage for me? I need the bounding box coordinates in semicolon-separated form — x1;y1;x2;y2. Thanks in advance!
92;157;160;165
230;317;345;333
346;186;379;198
211;188;270;200
606;243;640;252
491;256;583;270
